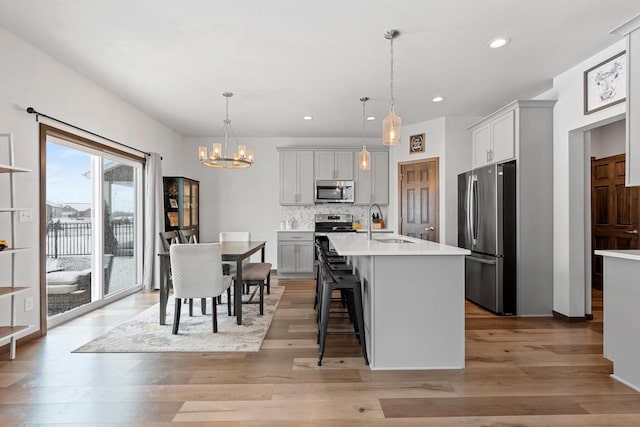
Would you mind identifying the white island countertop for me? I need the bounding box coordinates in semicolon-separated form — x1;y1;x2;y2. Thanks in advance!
328;233;470;256
595;249;640;261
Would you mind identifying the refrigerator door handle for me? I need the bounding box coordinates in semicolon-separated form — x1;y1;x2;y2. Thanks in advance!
467;255;497;265
471;174;478;245
466;175;472;245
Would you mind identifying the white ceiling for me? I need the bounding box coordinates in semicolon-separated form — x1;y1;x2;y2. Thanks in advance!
0;0;639;138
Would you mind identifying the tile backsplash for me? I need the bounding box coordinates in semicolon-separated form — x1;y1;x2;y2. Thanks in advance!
280;205;389;230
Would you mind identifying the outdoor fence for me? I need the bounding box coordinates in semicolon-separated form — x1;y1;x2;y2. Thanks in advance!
46;221;134;257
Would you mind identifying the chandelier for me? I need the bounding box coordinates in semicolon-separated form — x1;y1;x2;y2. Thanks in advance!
383;29;401;146
359;97;371;171
198;92;254;169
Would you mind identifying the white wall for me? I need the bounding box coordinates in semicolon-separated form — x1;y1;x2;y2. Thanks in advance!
388;118;446;239
590;119;626;159
387;117;476;246
182;137;380;267
0;26;183;333
444;117;477;245
535;39;627;317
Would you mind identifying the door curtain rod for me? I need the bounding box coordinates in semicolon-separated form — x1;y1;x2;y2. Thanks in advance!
26;106;158;159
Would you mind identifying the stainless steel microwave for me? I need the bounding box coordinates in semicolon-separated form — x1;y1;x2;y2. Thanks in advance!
315;180;354;203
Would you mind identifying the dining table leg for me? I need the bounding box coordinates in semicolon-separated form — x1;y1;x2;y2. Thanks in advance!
235;257;243;325
159;254;169;325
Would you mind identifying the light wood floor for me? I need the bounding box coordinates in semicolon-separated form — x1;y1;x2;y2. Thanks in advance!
1;278;640;426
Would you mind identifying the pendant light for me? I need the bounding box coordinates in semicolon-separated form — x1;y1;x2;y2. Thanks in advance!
359;97;371;171
383;29;401;146
198;92;254;169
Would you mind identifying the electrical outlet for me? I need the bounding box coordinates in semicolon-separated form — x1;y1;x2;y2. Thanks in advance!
24;296;33;312
19;209;33;223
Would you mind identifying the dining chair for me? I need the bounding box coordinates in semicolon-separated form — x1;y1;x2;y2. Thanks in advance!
219;231;271;308
177;228;208;315
160;230;205;316
178;228;198;244
169;243;232;334
219;231;251;279
159;230;179;252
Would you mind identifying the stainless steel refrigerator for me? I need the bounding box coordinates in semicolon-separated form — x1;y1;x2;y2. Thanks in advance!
458;161;517;315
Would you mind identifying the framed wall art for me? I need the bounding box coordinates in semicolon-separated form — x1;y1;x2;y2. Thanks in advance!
409;133;425;154
584;51;626;115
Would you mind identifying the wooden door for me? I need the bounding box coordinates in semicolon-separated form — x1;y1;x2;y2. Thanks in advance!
591;154;640;290
399;158;439;241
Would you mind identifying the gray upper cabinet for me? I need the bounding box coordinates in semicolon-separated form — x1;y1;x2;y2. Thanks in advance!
354;150;389;205
279;150;314;205
612;16;640;186
472;110;514;169
315;150;354;181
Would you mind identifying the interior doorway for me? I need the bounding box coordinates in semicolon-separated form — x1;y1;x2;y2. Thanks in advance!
591;153;640;290
398;158;439;241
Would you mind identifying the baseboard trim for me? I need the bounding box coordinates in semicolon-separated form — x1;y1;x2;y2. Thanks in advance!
553;310;587;323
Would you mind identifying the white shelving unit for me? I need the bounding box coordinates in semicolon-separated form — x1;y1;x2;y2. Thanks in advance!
0;133;33;360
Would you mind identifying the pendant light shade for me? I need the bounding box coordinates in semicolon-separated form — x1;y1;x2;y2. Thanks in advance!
359;97;371;171
382;111;401;146
359;145;371;171
198;92;254;169
383;29;401;146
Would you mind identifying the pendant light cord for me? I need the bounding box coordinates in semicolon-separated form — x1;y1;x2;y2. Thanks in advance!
362;98;367;144
389;37;395;112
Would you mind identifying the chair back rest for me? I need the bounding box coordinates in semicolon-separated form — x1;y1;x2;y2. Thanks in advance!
219;231;250;242
170;243;228;298
159;231;179;252
315;242;338;284
179;229;198;244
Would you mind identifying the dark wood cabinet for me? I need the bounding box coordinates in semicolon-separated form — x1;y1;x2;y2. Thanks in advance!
163;177;199;239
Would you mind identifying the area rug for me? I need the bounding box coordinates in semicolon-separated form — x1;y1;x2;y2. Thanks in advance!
73;285;284;353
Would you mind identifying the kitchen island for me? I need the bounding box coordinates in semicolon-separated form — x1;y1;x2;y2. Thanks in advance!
328;233;470;370
594;249;640;391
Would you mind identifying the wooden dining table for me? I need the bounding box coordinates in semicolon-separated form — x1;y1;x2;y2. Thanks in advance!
158;240;266;326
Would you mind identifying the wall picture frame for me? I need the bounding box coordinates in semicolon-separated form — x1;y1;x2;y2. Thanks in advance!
584;51;626;115
409;133;425;154
169;198;178;209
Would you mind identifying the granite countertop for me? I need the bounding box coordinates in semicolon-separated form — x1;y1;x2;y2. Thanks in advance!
595;250;640;261
328;234;471;256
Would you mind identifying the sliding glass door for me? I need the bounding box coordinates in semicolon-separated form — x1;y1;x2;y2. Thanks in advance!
44;132;143;321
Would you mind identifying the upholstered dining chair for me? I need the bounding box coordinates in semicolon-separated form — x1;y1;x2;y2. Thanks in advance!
219;232;272;315
169;243;232;334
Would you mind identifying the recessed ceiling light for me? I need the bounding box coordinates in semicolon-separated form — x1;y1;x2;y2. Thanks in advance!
488;37;510;49
366;116;376;121
303;115;313;120
432;96;445;103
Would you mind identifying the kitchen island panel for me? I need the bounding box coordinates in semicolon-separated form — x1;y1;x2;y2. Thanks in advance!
350;252;465;370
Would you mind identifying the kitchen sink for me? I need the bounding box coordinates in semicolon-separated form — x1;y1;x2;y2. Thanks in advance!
374;238;414;244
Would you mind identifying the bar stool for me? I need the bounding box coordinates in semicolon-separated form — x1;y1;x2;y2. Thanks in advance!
316;248;368;367
314;242;352;311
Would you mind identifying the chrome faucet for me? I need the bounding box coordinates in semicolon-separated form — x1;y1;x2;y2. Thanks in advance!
367;203;383;240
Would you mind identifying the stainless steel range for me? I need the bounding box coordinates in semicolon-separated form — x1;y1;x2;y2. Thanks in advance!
314;214;356;235
314;214;356;255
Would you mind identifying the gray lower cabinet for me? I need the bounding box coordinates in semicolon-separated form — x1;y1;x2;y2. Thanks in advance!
277;231;314;274
354;150;389;205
